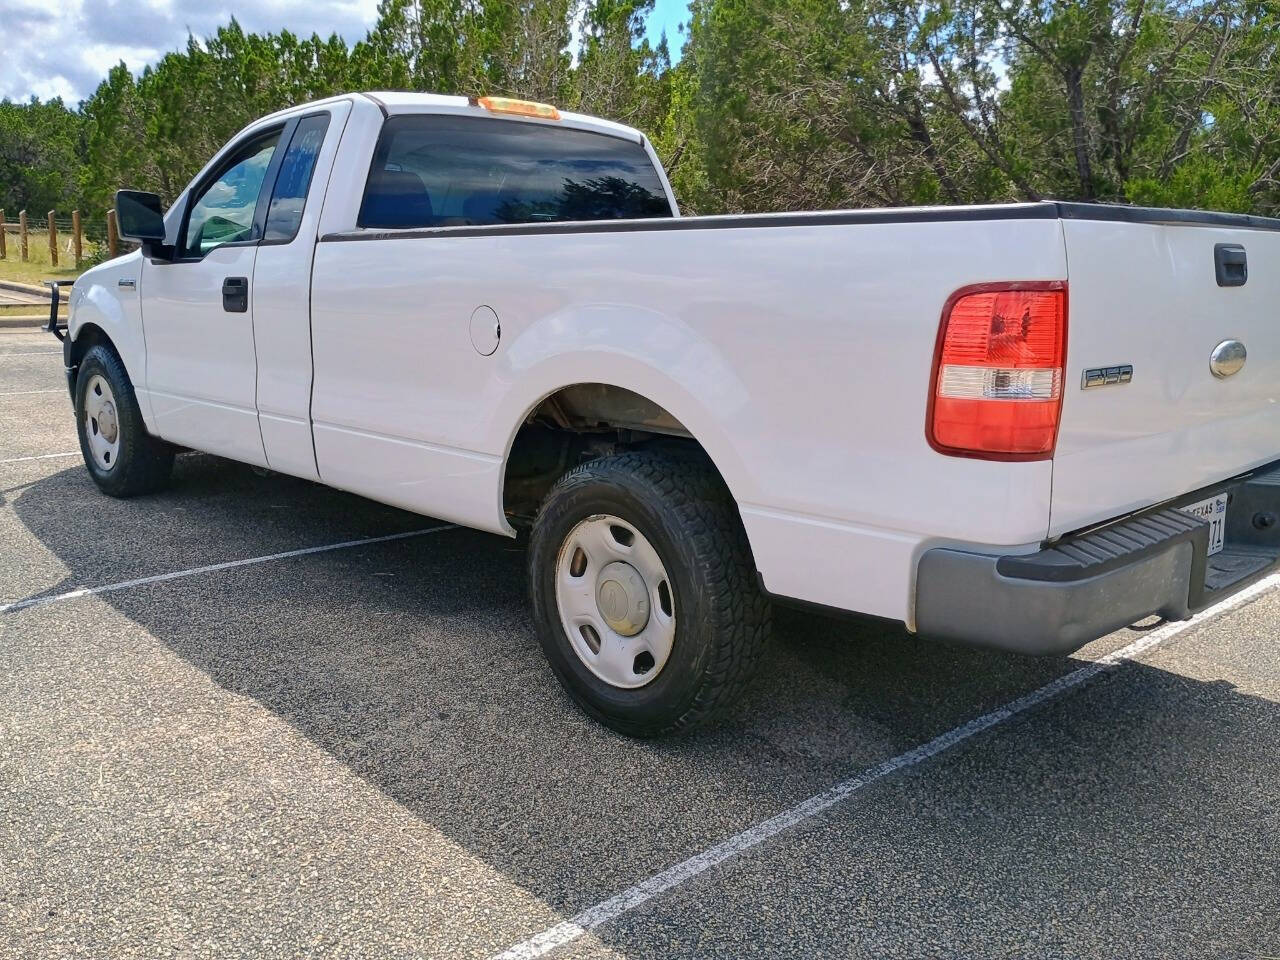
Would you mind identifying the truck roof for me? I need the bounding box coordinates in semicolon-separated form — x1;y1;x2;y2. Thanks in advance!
250;91;647;145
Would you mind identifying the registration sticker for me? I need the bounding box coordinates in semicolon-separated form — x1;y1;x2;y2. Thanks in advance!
1183;493;1229;556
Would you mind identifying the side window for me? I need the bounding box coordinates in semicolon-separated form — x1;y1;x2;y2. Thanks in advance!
264;114;331;243
183;131;281;256
358;115;672;229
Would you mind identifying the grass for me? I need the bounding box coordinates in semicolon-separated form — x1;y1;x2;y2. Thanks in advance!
0;303;66;318
0;236;94;287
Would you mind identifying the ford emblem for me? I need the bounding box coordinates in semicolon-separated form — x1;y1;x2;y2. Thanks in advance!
1210;339;1247;379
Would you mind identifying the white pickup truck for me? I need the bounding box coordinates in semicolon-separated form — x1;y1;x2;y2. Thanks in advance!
52;91;1280;735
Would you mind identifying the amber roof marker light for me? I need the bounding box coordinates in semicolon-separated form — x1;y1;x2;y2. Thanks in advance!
471;96;561;121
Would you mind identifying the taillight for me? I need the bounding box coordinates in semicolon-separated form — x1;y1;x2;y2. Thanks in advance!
927;282;1067;460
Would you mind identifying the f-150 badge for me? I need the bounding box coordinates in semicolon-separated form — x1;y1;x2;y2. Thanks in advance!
1081;365;1133;389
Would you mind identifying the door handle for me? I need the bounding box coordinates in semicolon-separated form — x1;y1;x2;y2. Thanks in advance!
222;276;249;312
1215;244;1247;287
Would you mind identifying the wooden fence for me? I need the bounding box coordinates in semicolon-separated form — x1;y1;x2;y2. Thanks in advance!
0;208;121;267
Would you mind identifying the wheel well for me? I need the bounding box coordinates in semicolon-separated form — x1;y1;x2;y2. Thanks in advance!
69;323;116;371
502;384;721;524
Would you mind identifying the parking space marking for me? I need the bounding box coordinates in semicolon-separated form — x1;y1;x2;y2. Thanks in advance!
0;451;79;464
0;351;62;357
1;524;458;614
0;389;64;396
493;572;1280;960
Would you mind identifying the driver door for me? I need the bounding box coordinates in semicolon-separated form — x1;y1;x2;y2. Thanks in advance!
141;126;285;465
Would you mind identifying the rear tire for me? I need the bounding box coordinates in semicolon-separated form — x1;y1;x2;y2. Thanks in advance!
528;451;771;736
75;344;174;498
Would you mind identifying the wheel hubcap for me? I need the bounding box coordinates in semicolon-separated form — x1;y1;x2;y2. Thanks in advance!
596;561;650;636
555;515;675;689
83;374;121;471
97;402;119;443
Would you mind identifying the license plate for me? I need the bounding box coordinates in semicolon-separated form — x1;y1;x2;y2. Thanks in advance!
1183;493;1229;556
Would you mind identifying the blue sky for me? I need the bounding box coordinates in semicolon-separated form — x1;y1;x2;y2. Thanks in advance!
646;0;691;58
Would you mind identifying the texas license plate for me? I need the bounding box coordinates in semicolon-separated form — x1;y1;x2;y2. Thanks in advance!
1183;493;1229;556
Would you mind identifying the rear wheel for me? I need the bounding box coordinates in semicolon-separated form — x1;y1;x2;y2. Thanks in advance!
75;344;174;497
528;451;771;736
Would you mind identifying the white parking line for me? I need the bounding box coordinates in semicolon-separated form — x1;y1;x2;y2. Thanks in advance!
0;351;62;357
0;389;64;396
0;451;79;464
492;572;1280;960
1;524;458;614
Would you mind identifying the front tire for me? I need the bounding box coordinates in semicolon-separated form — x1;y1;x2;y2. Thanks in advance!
528;451;771;736
75;344;174;497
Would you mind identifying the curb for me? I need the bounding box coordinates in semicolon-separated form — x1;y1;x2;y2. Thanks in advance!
0;279;71;300
0;315;50;329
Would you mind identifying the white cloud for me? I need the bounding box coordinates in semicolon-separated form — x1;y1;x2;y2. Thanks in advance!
0;0;380;104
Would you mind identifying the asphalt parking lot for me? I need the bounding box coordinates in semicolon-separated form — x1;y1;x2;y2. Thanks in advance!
3;324;1278;959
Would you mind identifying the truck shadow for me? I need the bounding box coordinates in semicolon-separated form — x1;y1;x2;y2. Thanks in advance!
11;455;1279;954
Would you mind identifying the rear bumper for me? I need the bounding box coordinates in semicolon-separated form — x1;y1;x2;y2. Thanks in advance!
916;463;1280;655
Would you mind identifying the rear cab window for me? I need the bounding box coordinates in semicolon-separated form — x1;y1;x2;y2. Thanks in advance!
358;114;673;229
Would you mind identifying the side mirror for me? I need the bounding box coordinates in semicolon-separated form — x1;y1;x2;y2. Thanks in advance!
115;189;173;261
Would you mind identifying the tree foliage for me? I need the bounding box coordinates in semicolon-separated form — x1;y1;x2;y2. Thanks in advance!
2;0;1279;220
0;97;84;215
673;0;1280;213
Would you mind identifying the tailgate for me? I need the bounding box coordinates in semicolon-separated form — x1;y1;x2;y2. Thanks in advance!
1051;208;1280;537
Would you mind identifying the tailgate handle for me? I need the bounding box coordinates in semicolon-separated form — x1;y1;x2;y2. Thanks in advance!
222;276;249;313
1215;244;1247;287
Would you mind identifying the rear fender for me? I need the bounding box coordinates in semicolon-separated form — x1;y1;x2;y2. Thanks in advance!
491;305;757;528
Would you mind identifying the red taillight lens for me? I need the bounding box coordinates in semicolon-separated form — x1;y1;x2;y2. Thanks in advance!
928;283;1067;459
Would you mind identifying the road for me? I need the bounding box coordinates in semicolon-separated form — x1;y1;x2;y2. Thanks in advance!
2;326;1276;959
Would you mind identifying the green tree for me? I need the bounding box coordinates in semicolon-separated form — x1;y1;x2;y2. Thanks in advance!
0;97;85;215
79;20;369;210
678;0;1002;213
12;0;1280;225
572;0;671;135
676;0;1280;213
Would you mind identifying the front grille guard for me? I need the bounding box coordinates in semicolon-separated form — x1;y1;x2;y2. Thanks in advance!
45;281;67;341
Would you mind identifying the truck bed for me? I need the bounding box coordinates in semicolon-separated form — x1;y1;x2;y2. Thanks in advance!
311;200;1280;628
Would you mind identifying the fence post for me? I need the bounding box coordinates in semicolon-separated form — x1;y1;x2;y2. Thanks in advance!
47;211;58;267
19;210;28;262
0;209;6;259
72;210;83;267
106;208;119;258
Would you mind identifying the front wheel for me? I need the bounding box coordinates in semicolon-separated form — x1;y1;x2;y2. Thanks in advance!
528;451;771;736
75;344;174;497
